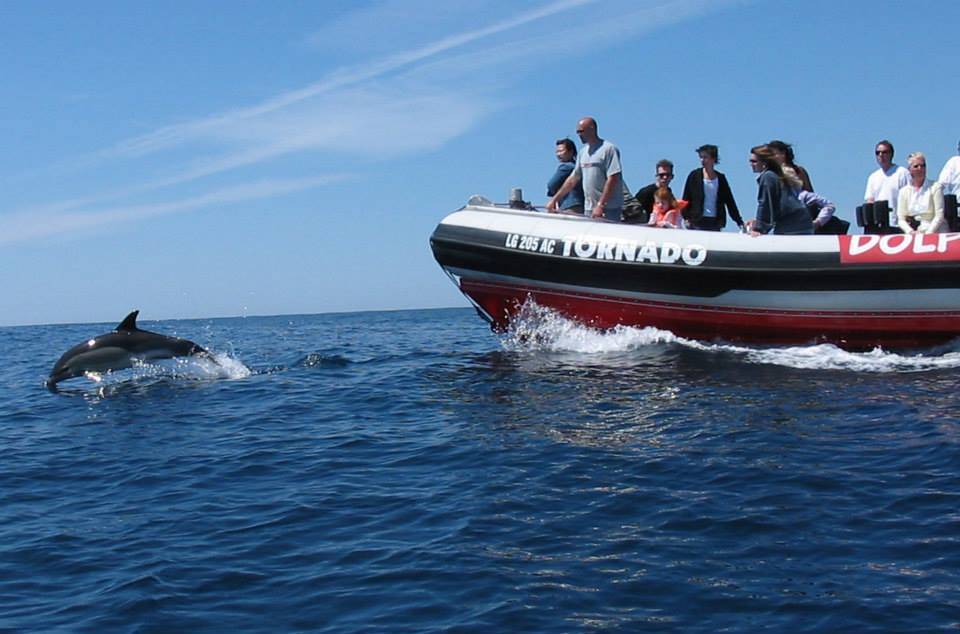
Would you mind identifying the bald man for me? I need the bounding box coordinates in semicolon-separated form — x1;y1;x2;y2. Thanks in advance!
546;117;623;221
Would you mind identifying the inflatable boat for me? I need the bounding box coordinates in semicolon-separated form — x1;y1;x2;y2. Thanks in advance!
429;198;960;349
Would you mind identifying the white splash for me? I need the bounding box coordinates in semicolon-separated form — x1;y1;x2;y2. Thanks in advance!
85;351;252;387
500;302;960;373
204;352;253;380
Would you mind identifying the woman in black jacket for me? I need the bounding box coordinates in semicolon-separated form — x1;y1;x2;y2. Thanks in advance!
681;144;744;231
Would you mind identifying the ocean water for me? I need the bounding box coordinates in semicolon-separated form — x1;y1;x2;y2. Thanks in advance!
2;307;959;633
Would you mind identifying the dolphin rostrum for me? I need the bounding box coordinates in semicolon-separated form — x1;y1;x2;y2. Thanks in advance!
46;310;213;389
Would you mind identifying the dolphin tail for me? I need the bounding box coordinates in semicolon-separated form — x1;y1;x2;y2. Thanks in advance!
194;346;222;366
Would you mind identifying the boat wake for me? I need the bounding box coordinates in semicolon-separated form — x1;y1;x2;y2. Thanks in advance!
500;302;960;372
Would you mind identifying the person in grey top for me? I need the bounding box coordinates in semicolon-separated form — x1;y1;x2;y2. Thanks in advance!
546;117;623;221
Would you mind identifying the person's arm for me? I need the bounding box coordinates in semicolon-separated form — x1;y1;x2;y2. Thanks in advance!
681;171;701;223
865;173;876;203
929;182;946;234
938;158;957;194
896;188;914;234
801;191;835;227
593;171;621;218
681;171;694;201
751;173;776;234
720;174;744;227
547;163;572;196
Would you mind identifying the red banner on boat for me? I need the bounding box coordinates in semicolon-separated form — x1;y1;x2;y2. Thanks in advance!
839;234;960;264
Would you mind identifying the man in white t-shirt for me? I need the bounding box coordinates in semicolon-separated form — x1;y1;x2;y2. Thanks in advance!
547;116;623;221
937;140;960;196
864;139;909;226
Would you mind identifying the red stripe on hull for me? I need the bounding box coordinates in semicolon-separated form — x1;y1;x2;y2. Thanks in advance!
459;279;960;349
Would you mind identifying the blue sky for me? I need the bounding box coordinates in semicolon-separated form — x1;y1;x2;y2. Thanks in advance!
2;0;959;326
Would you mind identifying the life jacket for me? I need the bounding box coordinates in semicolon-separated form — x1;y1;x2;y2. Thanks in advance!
650;200;689;227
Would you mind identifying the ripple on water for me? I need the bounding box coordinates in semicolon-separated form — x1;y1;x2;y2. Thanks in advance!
1;309;959;632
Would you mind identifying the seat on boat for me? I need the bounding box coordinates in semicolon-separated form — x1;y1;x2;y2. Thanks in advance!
945;194;959;232
856;200;901;235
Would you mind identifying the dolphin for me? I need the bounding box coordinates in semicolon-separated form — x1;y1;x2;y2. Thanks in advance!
46;310;213;390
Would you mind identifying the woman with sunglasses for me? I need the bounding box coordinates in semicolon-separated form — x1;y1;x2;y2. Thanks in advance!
897;152;945;234
744;145;813;236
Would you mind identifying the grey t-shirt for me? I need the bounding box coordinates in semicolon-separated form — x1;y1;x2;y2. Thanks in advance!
574;139;623;211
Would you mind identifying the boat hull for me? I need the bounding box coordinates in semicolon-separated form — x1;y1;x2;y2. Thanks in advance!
430;204;960;349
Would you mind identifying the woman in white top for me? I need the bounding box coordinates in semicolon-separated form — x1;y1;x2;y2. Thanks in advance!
897;152;945;234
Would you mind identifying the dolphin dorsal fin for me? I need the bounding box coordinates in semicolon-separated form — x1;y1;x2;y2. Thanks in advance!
116;310;140;332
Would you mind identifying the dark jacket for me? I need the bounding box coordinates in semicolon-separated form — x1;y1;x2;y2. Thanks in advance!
754;170;813;235
681;169;743;229
547;161;584;210
634;183;657;215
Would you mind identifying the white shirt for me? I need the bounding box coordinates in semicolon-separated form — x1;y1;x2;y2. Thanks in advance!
906;180;934;215
702;177;719;218
865;163;910;222
938;155;960;196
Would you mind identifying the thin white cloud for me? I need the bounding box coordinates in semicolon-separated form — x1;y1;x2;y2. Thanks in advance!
138;86;500;189
111;0;597;158
6;0;745;245
0;175;348;245
104;0;736;184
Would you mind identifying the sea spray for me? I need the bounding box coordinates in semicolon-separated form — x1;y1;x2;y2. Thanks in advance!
500;300;960;373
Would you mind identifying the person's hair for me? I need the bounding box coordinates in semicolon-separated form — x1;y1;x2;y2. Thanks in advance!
767;139;797;165
654;186;678;209
780;166;804;191
907;151;926;165
876;139;895;158
556;138;577;156
655;158;674;173
751;144;797;188
696;144;719;162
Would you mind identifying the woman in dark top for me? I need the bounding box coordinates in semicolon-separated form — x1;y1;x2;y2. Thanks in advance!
546;138;584;212
745;144;813;236
681;144;743;231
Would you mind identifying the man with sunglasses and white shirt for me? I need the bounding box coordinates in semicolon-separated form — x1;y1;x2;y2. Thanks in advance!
864;139;909;227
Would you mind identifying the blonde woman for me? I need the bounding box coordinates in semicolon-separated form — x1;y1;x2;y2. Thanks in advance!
897;152;945;234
